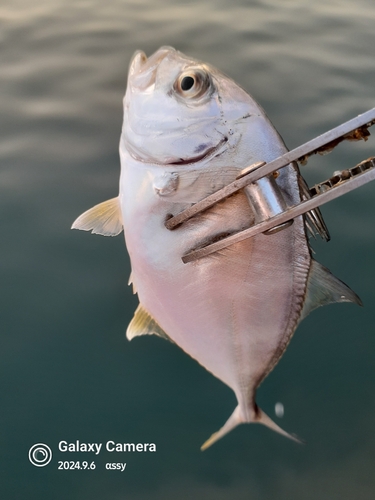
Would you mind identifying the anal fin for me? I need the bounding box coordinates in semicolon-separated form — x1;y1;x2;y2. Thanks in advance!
128;271;137;294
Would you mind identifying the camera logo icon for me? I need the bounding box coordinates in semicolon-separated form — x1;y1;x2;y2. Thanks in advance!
28;443;52;467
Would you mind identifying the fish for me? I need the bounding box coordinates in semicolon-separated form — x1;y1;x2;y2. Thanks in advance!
72;47;362;450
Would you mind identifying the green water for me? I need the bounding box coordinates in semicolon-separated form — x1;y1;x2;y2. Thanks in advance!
1;0;375;498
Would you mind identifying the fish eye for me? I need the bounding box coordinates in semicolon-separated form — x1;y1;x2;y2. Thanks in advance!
181;76;195;91
174;68;212;100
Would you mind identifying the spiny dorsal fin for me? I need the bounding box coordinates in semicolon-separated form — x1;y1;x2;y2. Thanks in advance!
126;305;173;343
298;173;330;241
71;197;123;236
300;259;362;321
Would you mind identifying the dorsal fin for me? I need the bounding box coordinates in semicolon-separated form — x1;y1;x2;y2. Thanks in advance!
126;305;173;343
300;259;362;321
71;197;123;236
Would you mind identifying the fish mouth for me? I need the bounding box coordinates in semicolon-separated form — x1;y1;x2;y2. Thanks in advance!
165;137;228;166
125;136;229;167
129;47;176;89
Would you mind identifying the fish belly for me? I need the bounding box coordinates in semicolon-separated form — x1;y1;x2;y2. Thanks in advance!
121;157;311;410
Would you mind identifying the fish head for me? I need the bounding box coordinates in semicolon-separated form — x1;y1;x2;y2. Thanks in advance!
121;46;283;168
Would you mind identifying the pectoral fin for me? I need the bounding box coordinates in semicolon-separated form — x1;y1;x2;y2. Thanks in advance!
126;305;173;343
300;259;362;321
71;197;123;236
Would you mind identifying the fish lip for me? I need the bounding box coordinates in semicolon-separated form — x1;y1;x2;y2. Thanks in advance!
128;47;177;88
129;50;148;73
164;136;228;166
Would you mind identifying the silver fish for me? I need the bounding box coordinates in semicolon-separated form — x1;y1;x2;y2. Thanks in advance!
72;47;361;449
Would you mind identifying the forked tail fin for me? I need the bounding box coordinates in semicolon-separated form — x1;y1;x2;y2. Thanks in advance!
256;407;303;444
201;405;243;451
201;405;302;451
